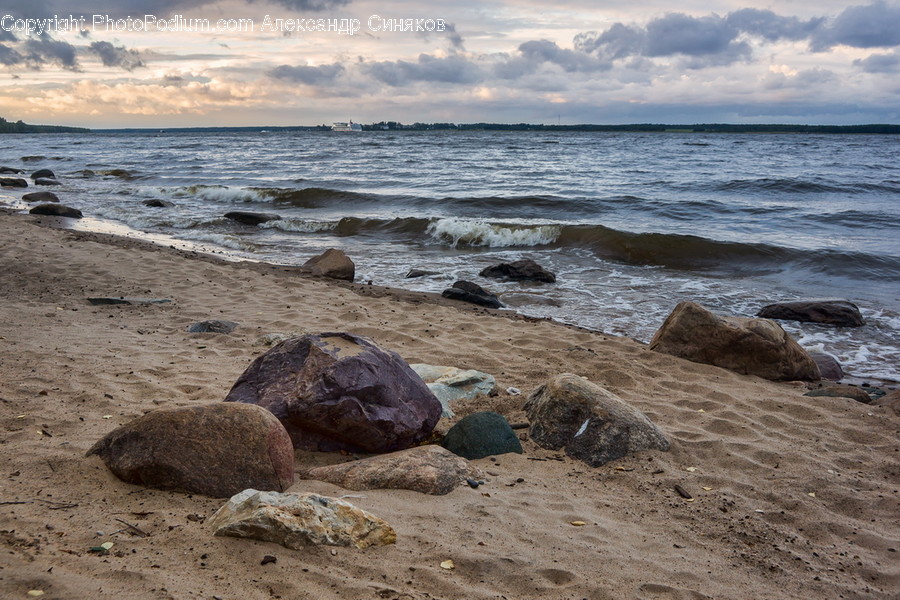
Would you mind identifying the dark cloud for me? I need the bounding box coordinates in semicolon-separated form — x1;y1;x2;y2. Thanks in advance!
811;1;900;51
23;35;79;70
88;40;144;70
518;39;610;72
268;62;344;85
443;23;465;52
854;50;900;72
0;29;18;42
364;54;483;86
0;43;25;65
725;9;823;42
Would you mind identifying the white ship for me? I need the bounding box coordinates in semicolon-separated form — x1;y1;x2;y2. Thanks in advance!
332;120;362;132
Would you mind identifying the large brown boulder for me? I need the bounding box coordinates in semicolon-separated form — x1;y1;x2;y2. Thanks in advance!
224;332;442;453
87;403;294;498
649;301;820;381
757;299;864;327
302;445;482;495
302;248;355;281
525;374;669;467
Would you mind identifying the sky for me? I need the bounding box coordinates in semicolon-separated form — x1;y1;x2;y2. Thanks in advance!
1;0;899;127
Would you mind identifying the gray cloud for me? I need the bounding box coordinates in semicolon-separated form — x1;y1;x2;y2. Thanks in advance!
268;62;344;85
811;1;900;51
0;29;18;42
4;0;349;19
854;50;900;72
0;43;25;65
88;40;145;70
724;8;824;41
518;39;611;72
364;54;483;86
23;35;79;70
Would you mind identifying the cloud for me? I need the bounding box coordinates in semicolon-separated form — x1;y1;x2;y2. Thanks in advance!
23;35;79;70
724;8;824;42
811;1;900;51
854;50;900;72
88;41;145;70
0;29;18;42
364;54;484;86
0;44;25;66
267;62;344;85
4;0;349;19
517;40;611;72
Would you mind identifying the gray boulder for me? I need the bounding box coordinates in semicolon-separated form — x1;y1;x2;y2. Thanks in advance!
649;301;820;381
441;411;523;460
302;248;355;281
34;177;61;186
479;259;556;283
808;351;843;381
0;166;24;174
30;168;55;180
23;191;59;203
525;374;670;467
302;445;482;495
144;199;174;208
29;204;82;218
0;177;27;187
757;299;864;327
224;332;442;453
209;489;396;549
442;280;503;308
224;211;282;226
86;403;295;498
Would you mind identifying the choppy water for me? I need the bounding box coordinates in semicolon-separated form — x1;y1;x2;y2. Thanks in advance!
2;130;898;382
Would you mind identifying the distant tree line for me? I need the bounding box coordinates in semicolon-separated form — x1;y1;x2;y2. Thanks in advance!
0;116;90;134
361;121;900;134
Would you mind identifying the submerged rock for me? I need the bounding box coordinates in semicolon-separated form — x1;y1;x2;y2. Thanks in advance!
442;280;503;309
757;299;864;327
224;211;282;225
34;177;61;186
29;204;82;218
525;374;669;467
0;166;24;174
0;177;27;187
302;445;482;495
649;301;820;381
302;248;355;281
30;168;55;180
209;489;396;549
224;332;441;452
441;411;523;460
143;199;174;208
406;269;440;278
87;403;294;498
479;259;556;283
22;191;59;203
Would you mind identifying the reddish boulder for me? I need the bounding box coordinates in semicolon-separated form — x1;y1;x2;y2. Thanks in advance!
649;301;820;381
302;248;355;281
224;332;442;452
87;403;294;498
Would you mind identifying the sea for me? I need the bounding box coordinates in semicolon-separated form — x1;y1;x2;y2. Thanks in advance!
2;130;898;384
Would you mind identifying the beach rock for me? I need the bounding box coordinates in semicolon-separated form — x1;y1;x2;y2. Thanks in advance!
441;280;503;309
406;269;440;278
87;297;172;306
525;374;670;467
410;363;496;418
0;177;27;187
29;204;82;218
757;299;864;327
500;293;563;308
86;403;294;498
187;319;239;334
441;411;523;460
144;199;174;208
209;489;396;549
224;332;442;452
808;351;843;381
871;389;900;416
479;259;556;283
302;445;482;495
22;191;59;203
30;168;55;180
224;211;282;226
649;301;820;381
302;248;355;281
0;166;24;174
804;385;872;404
34;177;61;186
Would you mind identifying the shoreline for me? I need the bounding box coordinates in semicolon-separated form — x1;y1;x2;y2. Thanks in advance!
1;209;898;599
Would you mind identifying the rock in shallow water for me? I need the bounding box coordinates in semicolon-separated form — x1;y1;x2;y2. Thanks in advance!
650;301;820;381
0;177;28;187
224;211;282;225
525;374;669;467
224;332;441;452
479;258;556;283
442;280;503;308
22;191;59;203
302;445;482;495
302;248;355;281
86;403;294;498
29;204;82;218
209;489;396;549
757;299;864;327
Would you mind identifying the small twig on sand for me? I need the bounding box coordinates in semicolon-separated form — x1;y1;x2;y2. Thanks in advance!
0;500;33;505
114;518;149;537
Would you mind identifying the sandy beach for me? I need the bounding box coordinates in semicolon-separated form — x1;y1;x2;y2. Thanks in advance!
0;209;897;600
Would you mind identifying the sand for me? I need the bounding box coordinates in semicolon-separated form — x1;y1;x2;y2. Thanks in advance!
0;209;897;600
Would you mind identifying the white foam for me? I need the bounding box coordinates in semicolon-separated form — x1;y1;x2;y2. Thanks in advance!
426;217;560;248
260;219;337;233
178;231;258;252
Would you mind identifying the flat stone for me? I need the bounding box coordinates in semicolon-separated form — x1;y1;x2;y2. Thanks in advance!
441;411;523;460
804;385;872;404
0;166;24;174
29;204;82;218
22;191;59;203
34;177;61;186
87;297;172;305
209;489;396;549
525;374;670;467
187;320;239;333
30;168;55;180
442;280;503;309
406;269;440;278
757;299;864;327
224;211;282;225
650;301;820;381
86;403;294;498
410;363;496;418
302;445;482;495
479;259;556;283
0;177;28;187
